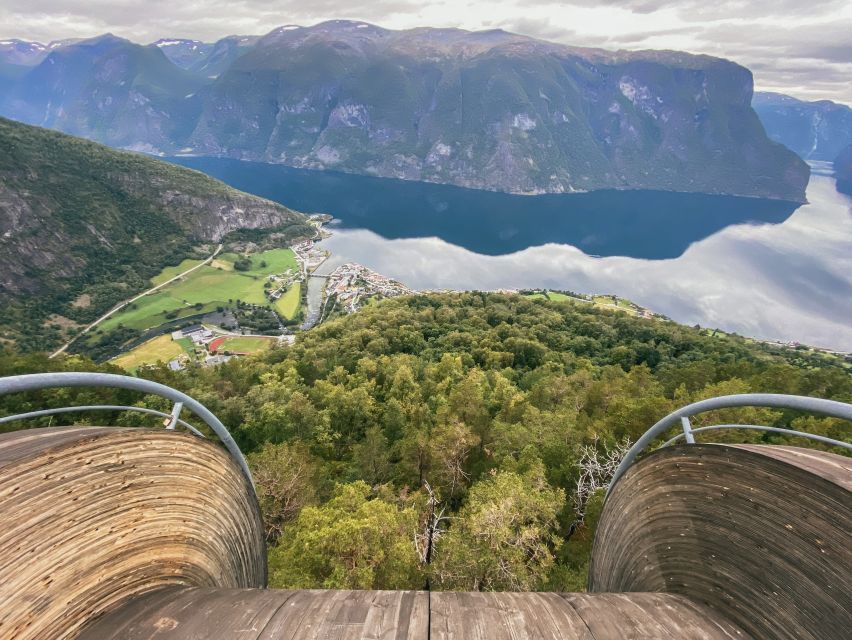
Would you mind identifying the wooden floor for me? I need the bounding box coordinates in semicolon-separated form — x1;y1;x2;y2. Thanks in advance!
79;588;748;639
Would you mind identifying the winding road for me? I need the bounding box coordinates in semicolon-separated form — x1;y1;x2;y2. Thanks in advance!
49;244;223;359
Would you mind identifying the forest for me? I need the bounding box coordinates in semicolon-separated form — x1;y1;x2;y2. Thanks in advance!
1;292;849;591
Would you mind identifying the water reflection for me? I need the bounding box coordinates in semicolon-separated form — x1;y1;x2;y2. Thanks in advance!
167;157;851;350
169;157;799;260
319;177;852;351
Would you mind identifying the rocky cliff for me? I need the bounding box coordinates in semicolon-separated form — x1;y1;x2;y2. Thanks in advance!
834;144;852;195
753;92;852;161
0;23;809;202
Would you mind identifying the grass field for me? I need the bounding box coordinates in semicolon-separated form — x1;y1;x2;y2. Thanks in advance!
593;295;632;308
274;283;302;319
96;248;300;336
110;334;185;370
546;291;573;302
214;336;275;354
149;259;204;286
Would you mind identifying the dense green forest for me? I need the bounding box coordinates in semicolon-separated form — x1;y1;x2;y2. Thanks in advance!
1;293;849;591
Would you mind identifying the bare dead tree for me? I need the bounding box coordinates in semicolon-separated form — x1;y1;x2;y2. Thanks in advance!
570;437;631;535
414;481;450;589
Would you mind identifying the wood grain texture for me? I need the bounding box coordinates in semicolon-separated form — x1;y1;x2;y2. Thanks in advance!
79;587;429;640
430;591;593;639
0;427;265;640
588;444;852;640
430;591;748;640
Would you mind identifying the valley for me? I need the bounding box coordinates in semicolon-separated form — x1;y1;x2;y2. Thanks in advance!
0;6;850;631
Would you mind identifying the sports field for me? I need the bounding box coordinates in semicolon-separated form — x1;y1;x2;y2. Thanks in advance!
110;335;185;370
212;336;275;354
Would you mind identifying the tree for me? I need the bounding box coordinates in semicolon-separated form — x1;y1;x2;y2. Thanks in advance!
353;426;391;485
428;419;479;498
268;481;422;590
432;466;564;591
248;442;317;544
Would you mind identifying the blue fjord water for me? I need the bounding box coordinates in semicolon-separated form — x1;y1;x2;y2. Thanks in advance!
169;157;852;350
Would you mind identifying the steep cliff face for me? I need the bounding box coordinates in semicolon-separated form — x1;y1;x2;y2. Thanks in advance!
834;144;852;195
185;23;808;201
1;34;207;151
753;92;852;161
0;23;808;201
0;117;309;319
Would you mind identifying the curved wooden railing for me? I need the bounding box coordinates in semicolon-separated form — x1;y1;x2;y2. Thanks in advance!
607;393;852;493
0;372;253;484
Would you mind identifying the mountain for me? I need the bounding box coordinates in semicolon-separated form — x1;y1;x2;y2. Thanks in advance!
190;35;259;78
753;92;852;161
152;38;214;69
0;34;209;151
0;39;48;66
0;39;48;91
0;117;311;349
0;22;808;202
834;144;852;195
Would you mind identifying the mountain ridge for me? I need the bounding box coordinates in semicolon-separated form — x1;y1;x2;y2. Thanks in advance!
753;91;852;162
0;21;809;202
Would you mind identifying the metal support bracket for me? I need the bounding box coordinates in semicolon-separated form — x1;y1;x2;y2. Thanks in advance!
681;416;695;444
166;402;183;430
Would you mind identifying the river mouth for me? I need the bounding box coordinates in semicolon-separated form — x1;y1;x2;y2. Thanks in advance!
167;157;852;351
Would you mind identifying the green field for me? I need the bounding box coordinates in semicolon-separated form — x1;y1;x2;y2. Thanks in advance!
545;291;573;302
97;248;300;336
216;336;275;354
109;334;186;370
149;258;204;286
274;283;302;319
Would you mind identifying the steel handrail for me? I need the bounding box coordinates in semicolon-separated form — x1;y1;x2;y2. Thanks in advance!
661;424;852;450
608;393;852;496
0;373;253;485
0;405;203;436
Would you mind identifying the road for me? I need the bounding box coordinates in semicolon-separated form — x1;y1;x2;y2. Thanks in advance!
49;244;223;359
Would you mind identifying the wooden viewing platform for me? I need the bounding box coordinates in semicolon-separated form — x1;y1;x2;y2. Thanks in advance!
0;418;848;638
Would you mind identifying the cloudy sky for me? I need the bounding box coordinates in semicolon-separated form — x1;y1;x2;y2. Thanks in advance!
3;0;850;104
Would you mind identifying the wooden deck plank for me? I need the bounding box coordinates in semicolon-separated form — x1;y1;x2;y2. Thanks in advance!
80;588;429;640
430;591;594;640
561;593;748;639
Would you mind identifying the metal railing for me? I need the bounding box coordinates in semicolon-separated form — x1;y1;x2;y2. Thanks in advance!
0;372;253;485
607;393;852;495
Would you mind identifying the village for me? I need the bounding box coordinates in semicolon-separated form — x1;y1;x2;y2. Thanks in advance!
134;220;414;372
324;263;415;314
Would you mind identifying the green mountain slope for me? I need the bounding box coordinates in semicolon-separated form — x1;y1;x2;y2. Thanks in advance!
0;117;312;350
